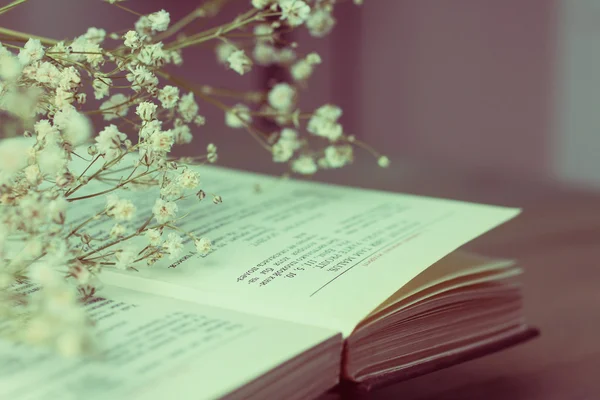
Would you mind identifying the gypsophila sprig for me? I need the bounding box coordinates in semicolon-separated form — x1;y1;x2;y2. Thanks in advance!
0;0;385;357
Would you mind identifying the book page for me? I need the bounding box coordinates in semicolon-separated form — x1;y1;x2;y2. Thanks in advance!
370;252;519;314
91;166;519;336
0;286;337;400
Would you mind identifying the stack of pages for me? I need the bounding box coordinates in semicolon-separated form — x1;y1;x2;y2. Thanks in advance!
0;166;536;399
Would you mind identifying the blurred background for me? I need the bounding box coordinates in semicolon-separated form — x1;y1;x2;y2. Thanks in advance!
4;0;600;190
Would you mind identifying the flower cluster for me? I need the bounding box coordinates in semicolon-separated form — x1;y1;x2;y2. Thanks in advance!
0;0;384;356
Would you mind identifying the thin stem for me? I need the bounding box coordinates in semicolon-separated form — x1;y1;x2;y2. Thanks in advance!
123;164;141;181
83;94;142;116
136;215;154;234
154;7;203;42
157;70;272;151
134;248;159;263
65;148;137;197
46;54;95;76
47;50;105;56
98;165;138;177
0;0;28;16
113;3;143;16
67;211;106;239
76;155;101;181
165;224;197;242
137;245;150;256
0;42;22;50
78;221;163;261
165;9;263;51
85;251;116;261
348;136;381;158
0;26;58;46
198;86;263;102
70;151;92;162
67;168;157;202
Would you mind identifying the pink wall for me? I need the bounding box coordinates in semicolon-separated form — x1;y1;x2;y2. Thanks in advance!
355;0;557;178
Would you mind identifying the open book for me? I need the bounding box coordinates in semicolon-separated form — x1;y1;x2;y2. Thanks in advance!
0;165;536;399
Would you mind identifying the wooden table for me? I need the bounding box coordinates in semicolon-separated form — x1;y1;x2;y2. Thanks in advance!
296;156;600;399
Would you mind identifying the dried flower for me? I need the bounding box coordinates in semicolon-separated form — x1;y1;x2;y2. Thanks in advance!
115;247;137;270
0;52;22;80
272;128;301;162
152;198;178;223
158;85;180;109
18;38;44;65
0;0;379;357
254;24;274;42
95;124;127;161
291;155;318;175
252;0;272;9
92;77;111;100
123;30;142;49
195;237;212;256
307;104;343;141
148;10;170;32
24;164;42;186
106;195;136;221
279;0;311;27
0;138;30;178
110;223;126;238
306;8;336;38
291;52;321;81
149;130;174;154
323;145;353;168
268;83;296;111
178;93;199;123
225;104;252;128
127;65;159;93
172;124;193;144
48;196;68;225
227;50;253;75
162;232;184;260
99;93;130;121
146;228;162;246
54;106;92;146
253;43;278;65
378;155;390;168
136;102;158;121
216;42;237;64
177;169;200;189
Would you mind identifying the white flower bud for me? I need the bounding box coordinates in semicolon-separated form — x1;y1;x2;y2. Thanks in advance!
110;223;126;238
136;102;157;121
268;83;296;111
377;155;390;168
148;10;170;32
55;172;75;188
24;164;42;186
227;50;252;75
81;233;92;245
195;237;212;256
279;0;311;27
146;228;162;246
48;196;68;224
